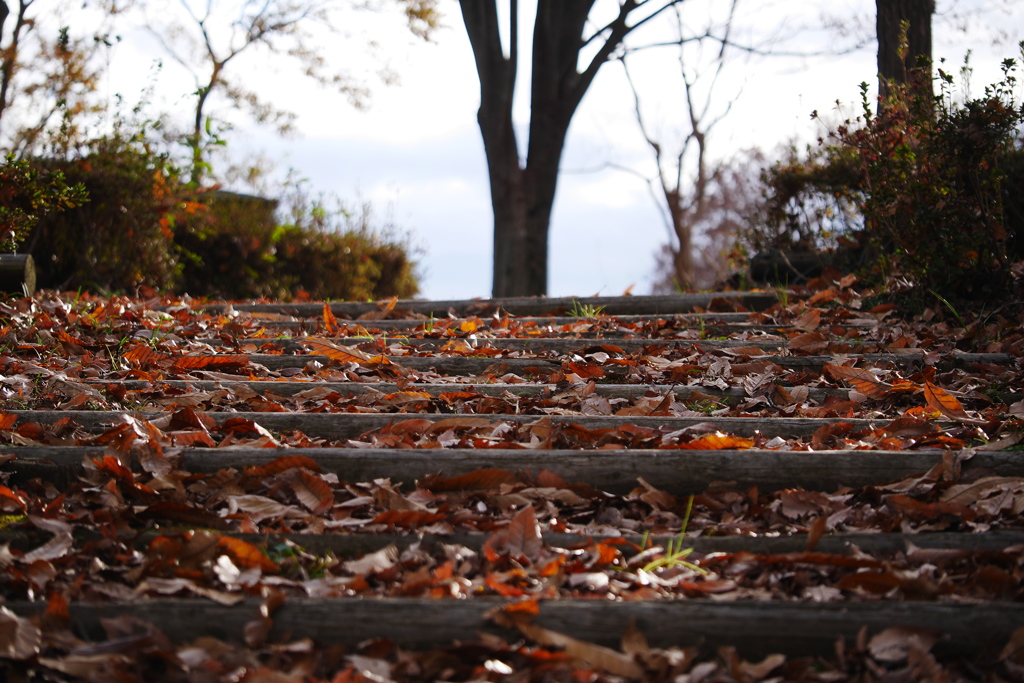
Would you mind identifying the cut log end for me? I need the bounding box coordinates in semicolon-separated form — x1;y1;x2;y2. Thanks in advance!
0;254;36;294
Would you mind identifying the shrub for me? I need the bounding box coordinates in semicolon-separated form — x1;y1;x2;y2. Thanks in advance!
0;155;86;253
753;45;1024;306
27;135;199;292
175;184;420;301
174;190;282;299
271;194;420;302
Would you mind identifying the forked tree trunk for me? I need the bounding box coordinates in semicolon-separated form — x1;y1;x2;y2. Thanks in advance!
876;0;934;100
461;0;669;297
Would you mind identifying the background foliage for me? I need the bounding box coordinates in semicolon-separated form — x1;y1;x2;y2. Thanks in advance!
747;46;1024;306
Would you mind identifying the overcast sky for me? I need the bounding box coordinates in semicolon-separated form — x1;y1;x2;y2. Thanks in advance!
106;0;1024;300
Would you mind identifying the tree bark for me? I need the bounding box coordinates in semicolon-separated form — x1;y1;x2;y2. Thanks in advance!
460;1;672;297
876;0;934;100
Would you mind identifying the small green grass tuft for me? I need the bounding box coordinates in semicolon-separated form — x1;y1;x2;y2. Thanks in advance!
568;300;606;317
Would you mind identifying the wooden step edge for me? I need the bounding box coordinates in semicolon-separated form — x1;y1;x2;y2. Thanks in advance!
6;596;1022;658
242;314;841;331
234;336;790;350
84;379;853;403
154;529;1024;558
0;409;914;440
5;525;1017;561
188;292;782;318
243;351;1015;372
5;445;1016;495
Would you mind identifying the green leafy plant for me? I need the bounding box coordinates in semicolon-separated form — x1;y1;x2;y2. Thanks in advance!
177;178;420;301
754;43;1024;309
29;132;199;292
0;155;86;252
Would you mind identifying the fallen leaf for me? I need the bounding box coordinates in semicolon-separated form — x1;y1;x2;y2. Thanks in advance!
824;364;891;399
513;620;643;679
323;302;340;335
419;468;521;492
344;544;399;576
923;381;987;424
303;338;374;364
217;536;279;573
867;626;939;663
0;607;41;660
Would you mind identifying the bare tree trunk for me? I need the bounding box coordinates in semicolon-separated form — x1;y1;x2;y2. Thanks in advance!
461;0;661;297
876;0;934;99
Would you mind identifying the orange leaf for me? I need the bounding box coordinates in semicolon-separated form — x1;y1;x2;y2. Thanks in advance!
44;592;69;622
244;455;322;479
290;469;334;514
485;574;527;597
217;536;279;573
419;468;521;492
0;485;26;512
505;597;540;614
923;381;985;424
92;454;134;481
427;417;496;433
565;361;605;379
788;331;828;354
675;432;754;450
886;494;975;522
439;391;480;403
303;338;373;364
323;302;340;335
56;329;90;351
0;412;15;430
371;510;447;527
824;364;892;399
835;570;903;595
172;355;250;373
122;344;170;368
168;430;218;448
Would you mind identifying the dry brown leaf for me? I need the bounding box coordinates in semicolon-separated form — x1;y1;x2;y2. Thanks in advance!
620;620;649;656
824;364;892;399
303;338;374;364
676;433;754;450
794;308;821;332
344;544;399;576
1000;626;1024;662
323;302;340;335
788;331;829;354
23;516;73;563
172;355;250;373
0;607;41;660
923;381;987;424
867;626;939;663
513;620;643;679
505;504;543;562
289;469;335;514
419;468;521;492
217;536;279;573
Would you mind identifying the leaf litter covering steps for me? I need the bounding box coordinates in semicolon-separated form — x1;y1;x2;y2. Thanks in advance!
192;291;780;318
7;444;1024;494
1;283;1024;678
5;597;1024;658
